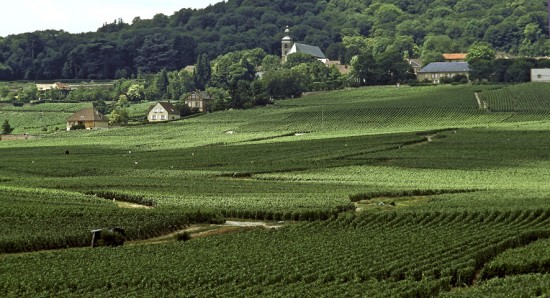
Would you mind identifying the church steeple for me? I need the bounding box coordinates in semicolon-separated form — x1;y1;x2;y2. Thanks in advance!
281;26;294;62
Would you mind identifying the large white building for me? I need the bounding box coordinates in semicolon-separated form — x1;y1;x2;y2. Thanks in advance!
531;69;550;82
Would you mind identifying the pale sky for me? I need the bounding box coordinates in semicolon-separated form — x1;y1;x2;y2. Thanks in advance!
0;0;224;37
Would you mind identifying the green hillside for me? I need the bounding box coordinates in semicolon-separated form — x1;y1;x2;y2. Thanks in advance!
0;0;548;80
1;84;549;296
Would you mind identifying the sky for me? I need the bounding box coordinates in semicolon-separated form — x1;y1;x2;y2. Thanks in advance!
0;0;224;37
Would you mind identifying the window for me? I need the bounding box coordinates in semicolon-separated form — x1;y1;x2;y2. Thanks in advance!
538;75;542;79
161;115;166;120
152;115;157;120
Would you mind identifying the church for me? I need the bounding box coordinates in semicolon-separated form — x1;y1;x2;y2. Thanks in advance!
281;26;328;64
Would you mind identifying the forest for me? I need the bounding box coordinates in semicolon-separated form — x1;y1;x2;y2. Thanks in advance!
0;0;548;81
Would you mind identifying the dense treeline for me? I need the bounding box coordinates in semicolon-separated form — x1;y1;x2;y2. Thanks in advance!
0;0;548;81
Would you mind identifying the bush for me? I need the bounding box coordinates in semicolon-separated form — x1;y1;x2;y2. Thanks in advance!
95;229;125;247
175;231;191;242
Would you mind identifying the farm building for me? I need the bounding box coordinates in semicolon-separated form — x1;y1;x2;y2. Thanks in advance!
531;69;550;82
36;82;71;97
184;91;211;112
148;102;181;122
66;108;109;131
417;62;470;84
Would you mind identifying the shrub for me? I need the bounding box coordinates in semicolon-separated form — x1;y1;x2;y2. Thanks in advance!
175;231;191;242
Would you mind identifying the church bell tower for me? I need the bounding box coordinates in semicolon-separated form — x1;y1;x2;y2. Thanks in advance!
281;26;294;62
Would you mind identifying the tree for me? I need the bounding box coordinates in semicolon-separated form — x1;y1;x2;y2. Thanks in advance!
469;59;494;82
126;84;145;102
284;53;318;69
350;51;376;86
262;68;305;99
17;85;39;102
194;54;211;90
156;68;169;99
168;69;195;100
2;120;14;134
466;43;495;62
0;64;13;80
375;49;410;84
108;109;129;125
135;34;177;74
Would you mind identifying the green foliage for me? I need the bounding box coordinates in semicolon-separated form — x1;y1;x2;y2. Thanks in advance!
66;86;112;102
466;43;496;62
17;85;39;102
442;274;550;298
0;186;222;253
175;231;191;242
262;68;304;99
1;211;548;295
480;238;550;280
156;68;169;98
1;83;550;296
96;229;126;247
194;53;211;90
1;119;14;134
482;83;550;112
109;108;129;125
0;0;547;81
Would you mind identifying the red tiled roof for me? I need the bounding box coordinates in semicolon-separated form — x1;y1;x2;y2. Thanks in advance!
443;53;467;60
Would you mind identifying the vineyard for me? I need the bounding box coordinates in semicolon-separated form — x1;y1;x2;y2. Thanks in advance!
1;211;548;296
0;102;90;134
1;83;549;296
481;83;550;112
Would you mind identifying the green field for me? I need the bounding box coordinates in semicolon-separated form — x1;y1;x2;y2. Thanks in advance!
1;83;549;296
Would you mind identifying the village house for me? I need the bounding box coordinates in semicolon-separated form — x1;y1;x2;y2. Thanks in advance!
184;91;211;112
417;62;470;84
36;82;71;97
531;69;550;82
66;108;109;131
148;102;181;122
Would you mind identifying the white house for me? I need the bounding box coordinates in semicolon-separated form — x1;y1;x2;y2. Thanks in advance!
148;102;180;122
531;69;550;82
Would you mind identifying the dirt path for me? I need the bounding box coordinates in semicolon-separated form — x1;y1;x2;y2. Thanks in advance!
475;92;488;110
115;201;153;209
127;220;284;245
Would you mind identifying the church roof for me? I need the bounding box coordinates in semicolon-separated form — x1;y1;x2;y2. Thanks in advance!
289;43;326;59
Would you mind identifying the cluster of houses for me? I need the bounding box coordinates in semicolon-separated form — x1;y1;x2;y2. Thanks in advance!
61;26;549;131
65;91;211;131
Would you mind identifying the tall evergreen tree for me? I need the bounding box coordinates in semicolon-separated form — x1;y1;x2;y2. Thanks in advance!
2;120;14;135
156;68;169;98
194;54;211;91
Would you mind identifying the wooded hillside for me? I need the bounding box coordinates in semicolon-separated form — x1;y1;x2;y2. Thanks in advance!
0;0;548;81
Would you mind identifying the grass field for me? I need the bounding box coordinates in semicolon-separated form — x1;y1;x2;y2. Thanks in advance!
1;83;549;296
